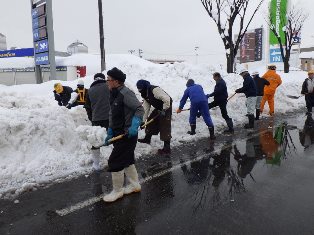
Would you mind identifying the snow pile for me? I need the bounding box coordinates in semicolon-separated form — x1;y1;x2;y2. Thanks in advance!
0;54;307;198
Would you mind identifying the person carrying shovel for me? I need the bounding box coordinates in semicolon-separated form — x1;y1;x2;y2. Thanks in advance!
176;79;215;140
103;67;144;203
136;79;173;155
301;70;314;114
207;72;234;134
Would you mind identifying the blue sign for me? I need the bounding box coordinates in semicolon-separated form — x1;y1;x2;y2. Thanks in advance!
270;48;283;63
32;17;39;29
33;27;47;41
33;28;39;41
35;39;49;54
35;52;49;65
0;48;34;58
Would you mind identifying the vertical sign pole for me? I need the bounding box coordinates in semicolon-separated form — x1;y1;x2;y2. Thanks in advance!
30;0;43;84
46;0;56;81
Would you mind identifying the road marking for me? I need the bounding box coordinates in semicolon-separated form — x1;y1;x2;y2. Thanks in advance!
55;128;273;217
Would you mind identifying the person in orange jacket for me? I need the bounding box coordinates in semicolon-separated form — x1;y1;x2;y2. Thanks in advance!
260;64;282;116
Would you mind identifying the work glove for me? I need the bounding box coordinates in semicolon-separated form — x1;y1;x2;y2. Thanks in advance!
128;116;142;138
66;103;72;109
196;111;202;118
176;108;182;114
159;109;166;117
104;128;114;146
235;89;240;93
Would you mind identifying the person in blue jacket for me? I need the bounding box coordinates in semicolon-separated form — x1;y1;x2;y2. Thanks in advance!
207;72;234;134
176;79;215;140
235;69;257;129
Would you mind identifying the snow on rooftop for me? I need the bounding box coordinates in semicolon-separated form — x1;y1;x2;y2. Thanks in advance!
299;51;314;59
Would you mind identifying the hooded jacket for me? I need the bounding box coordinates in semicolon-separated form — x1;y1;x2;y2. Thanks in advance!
261;70;282;95
236;73;257;98
85;79;110;122
253;75;270;96
208;78;228;103
179;84;207;109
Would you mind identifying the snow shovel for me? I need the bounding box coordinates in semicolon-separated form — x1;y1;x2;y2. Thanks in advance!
287;94;305;99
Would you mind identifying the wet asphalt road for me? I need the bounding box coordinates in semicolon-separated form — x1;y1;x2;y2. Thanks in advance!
1;112;314;235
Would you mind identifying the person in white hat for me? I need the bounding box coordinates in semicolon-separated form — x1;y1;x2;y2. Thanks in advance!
251;71;270;120
301;70;314;113
235;69;257;129
66;79;88;109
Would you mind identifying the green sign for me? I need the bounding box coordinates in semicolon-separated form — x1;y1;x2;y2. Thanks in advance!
269;0;288;46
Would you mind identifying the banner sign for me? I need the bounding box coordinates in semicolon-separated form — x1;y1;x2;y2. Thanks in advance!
0;66;67;73
0;48;34;58
269;0;288;46
239;28;263;63
254;28;263;61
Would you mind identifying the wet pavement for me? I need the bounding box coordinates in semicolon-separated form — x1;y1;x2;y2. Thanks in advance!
1;112;314;234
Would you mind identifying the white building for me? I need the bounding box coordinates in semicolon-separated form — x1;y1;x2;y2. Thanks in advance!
67;40;88;55
0;33;7;50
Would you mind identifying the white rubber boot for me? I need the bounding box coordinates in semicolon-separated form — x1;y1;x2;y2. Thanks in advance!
103;170;125;203
92;148;101;171
124;164;141;195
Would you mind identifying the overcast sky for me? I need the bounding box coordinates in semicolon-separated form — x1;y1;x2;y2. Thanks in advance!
0;0;313;64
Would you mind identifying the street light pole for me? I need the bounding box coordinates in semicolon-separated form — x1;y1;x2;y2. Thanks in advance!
98;0;106;72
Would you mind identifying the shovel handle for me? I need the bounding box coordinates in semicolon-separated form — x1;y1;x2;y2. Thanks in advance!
227;93;237;101
140;113;161;129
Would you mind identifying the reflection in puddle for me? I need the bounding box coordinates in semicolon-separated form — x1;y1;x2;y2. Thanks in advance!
180;118;305;211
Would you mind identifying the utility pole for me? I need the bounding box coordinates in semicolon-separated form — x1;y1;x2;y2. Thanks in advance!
138;49;143;58
194;46;199;64
98;0;106;71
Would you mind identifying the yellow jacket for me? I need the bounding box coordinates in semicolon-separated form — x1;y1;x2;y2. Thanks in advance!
262;70;282;95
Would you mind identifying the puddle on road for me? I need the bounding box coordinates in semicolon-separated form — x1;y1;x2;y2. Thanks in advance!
145;114;314;212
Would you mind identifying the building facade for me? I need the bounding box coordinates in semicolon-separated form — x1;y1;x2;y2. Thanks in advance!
0;33;7;50
67;40;88;55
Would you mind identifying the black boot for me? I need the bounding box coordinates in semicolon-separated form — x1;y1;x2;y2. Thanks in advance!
255;109;260;120
223;118;234;134
244;115;254;129
187;125;196;135
208;126;216;140
158;141;171;155
138;134;152;144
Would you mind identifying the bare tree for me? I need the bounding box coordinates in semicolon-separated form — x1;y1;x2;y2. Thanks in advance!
200;0;264;73
267;6;308;73
98;0;106;71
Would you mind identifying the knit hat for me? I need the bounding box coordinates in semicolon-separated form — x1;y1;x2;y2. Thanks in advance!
136;79;151;91
268;64;277;70
107;67;126;82
186;79;195;87
94;73;106;81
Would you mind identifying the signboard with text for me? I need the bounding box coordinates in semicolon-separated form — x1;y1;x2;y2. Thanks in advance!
35;52;49;65
0;48;34;58
238;28;263;63
34;39;49;54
